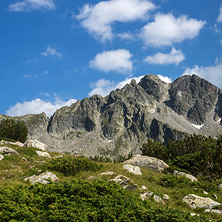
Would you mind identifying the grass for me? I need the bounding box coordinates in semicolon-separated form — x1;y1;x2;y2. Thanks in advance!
0;142;221;221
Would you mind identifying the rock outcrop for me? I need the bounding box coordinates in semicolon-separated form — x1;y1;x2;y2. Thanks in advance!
36;151;51;158
2;74;222;158
0;147;18;155
124;155;169;173
25;139;47;151
24;171;58;185
174;170;198;182
123;164;142;175
182;194;221;210
110;175;137;190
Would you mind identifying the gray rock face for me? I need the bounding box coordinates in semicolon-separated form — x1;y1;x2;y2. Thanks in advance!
24;171;58;185
3;74;222;158
169;75;221;125
0;147;18;155
124;155;169;172
183;194;221;209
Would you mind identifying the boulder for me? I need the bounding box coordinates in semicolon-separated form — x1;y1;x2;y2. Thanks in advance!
110;175;137;190
124;155;169;173
219;184;222;189
100;171;115;176
123;164;142;175
153;195;165;204
0;147;18;155
183;194;221;210
140;192;154;201
1;140;24;147
205;209;222;215
36;151;51;158
141;185;147;190
174;170;198;182
0;154;4;161
163;194;170;200
24;171;58;185
25;139;47;151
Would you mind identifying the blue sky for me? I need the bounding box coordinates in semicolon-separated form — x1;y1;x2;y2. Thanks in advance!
1;0;222;117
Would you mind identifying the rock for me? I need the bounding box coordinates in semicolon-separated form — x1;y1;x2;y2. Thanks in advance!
219;184;222;189
205;209;222;215
110;175;137;190
14;141;24;147
21;156;27;161
24;171;58;185
100;171;115;176
1;140;24;147
174;171;198;182
183;194;221;210
124;155;169;173
140;192;154;201
213;194;218;199
123;164;142;175
0;154;4;161
153;195;165;204
25;139;47;151
36;151;51;158
163;194;170;200
203;191;208;195
141;185;147;190
0;147;18;155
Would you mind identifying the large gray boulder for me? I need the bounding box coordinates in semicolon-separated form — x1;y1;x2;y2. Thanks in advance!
25;139;47;151
24;171;58;185
0;147;18;155
183;194;221;209
110;175;137;190
123;164;142;175
124;155;169;172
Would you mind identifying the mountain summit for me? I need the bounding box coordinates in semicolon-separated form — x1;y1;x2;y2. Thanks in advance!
1;74;222;158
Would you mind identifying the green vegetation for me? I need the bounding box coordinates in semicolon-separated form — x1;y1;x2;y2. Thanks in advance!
47;156;102;176
0;180;209;222
0;119;28;143
141;135;222;179
0;140;221;221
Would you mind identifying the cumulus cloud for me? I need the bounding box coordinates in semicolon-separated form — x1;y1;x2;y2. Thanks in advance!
217;5;222;22
118;32;135;40
77;0;156;42
144;48;185;65
88;74;171;97
9;0;55;12
89;49;133;74
41;46;61;57
140;13;205;47
6;97;76;117
183;64;222;89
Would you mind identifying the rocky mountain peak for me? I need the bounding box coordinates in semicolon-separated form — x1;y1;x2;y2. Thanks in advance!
2;74;222;159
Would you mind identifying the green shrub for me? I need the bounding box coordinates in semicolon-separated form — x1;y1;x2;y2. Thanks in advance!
0;180;210;221
141;135;222;179
47;156;102;176
0;119;28;143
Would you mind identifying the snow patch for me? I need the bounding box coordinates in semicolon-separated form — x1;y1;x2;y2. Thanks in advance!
191;124;204;129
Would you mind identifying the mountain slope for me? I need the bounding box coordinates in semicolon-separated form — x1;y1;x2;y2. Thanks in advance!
1;74;222;158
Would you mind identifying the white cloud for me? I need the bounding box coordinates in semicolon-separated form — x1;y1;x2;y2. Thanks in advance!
77;0;156;42
157;74;172;83
41;46;61;57
6;97;76;117
183;64;222;89
88;74;172;97
23;74;38;78
144;48;185;65
140;13;205;47
9;0;55;12
217;5;222;22
90;49;133;74
118;32;135;40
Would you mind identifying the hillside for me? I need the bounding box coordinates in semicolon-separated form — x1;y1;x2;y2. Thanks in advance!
0;140;222;221
1;74;222;159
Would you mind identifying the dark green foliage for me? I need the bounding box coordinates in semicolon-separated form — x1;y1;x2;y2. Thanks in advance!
0;180;209;221
47;156;102;176
159;175;193;188
141;135;222;179
0;119;28;143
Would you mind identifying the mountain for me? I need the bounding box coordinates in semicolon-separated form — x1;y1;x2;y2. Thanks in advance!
1;74;222;158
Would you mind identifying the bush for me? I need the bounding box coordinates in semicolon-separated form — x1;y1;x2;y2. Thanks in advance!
0;180;210;221
47;156;102;176
0;119;28;143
